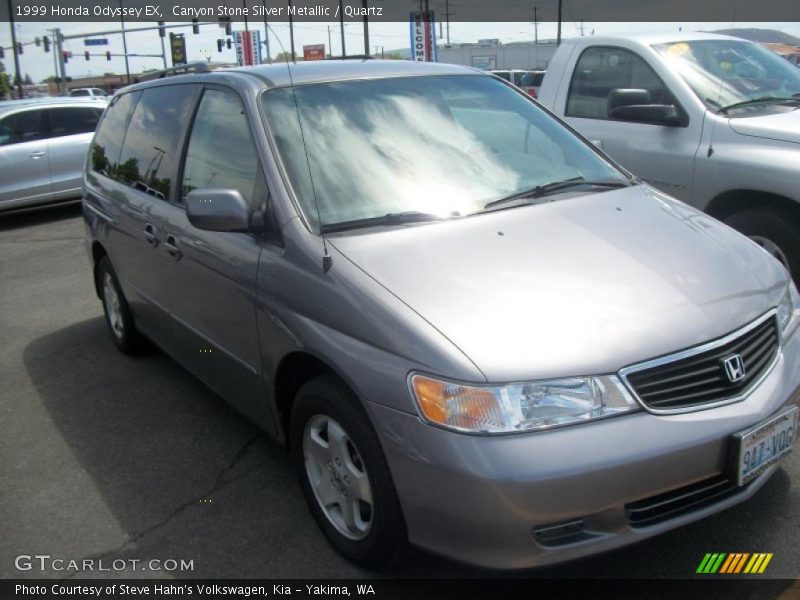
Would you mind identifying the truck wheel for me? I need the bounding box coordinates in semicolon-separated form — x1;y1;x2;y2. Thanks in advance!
97;256;144;354
290;374;407;568
723;209;800;284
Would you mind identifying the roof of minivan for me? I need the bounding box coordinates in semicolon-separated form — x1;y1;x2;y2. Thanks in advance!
122;59;480;93
233;59;479;87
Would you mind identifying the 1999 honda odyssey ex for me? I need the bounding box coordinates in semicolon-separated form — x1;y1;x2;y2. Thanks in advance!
83;59;799;569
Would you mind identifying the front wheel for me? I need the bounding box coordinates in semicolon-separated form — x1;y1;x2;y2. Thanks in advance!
290;374;407;568
723;209;800;284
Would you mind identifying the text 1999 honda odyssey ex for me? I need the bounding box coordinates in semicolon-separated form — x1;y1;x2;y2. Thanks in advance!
83;60;800;569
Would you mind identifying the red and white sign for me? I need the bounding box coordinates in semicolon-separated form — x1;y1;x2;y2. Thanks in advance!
304;44;326;61
410;11;437;62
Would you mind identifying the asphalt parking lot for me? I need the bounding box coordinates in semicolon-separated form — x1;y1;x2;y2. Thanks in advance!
0;203;799;581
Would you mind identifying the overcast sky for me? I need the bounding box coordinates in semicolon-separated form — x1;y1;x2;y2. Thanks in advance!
2;20;799;82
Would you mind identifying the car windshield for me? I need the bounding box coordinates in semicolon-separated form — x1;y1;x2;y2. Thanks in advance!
262;74;626;231
653;39;800;112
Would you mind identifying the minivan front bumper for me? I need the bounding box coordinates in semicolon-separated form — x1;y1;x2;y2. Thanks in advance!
369;330;800;570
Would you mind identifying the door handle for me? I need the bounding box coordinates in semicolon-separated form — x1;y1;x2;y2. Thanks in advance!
30;151;46;159
165;234;182;260
143;223;158;246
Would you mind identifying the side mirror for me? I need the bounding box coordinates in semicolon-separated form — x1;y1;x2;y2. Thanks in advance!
185;189;257;233
609;103;681;126
607;88;681;126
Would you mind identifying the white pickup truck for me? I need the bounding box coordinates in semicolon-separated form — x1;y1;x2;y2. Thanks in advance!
537;32;800;282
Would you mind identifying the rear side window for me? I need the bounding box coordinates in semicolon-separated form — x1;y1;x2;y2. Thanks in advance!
116;84;200;201
91;91;140;178
47;107;102;138
566;46;670;120
522;72;545;86
181;88;260;206
70;89;90;97
0;110;44;146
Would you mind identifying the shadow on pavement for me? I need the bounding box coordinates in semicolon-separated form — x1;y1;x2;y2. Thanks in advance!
22;316;796;579
0;202;82;232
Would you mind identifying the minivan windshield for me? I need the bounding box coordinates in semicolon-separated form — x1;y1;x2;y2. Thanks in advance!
262;74;627;231
654;39;800;113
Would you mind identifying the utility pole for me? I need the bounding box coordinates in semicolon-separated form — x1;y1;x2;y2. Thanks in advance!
288;0;295;59
578;19;585;36
327;25;332;57
362;0;369;56
533;6;538;45
444;0;451;45
262;0;271;63
159;25;167;69
556;0;562;46
339;0;346;57
7;0;23;97
118;0;131;83
55;29;66;95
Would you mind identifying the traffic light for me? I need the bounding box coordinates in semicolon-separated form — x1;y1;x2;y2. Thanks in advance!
85;50;90;61
216;39;223;53
106;51;111;61
63;50;69;64
35;37;41;47
43;36;50;53
17;42;23;55
219;17;232;36
226;38;232;49
192;19;199;34
158;21;166;38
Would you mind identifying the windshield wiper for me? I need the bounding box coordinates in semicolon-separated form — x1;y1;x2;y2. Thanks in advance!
717;96;800;114
319;211;449;233
483;177;630;210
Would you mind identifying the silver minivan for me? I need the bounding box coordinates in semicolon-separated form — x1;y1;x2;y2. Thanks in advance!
83;60;799;570
1;97;106;211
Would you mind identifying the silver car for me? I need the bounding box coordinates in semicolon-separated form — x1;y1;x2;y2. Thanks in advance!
83;60;799;570
1;97;106;212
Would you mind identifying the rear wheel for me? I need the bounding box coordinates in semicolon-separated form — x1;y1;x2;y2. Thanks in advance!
723;209;800;284
290;374;407;568
98;256;143;354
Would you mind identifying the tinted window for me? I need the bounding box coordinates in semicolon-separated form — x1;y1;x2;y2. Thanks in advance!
522;72;545;86
70;89;90;97
182;88;260;206
493;71;511;82
91;91;140;177
48;107;102;138
117;84;200;200
567;47;671;120
0;110;44;146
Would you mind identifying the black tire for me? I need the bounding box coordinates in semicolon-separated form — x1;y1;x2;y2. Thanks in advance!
97;255;143;354
290;374;407;568
723;209;800;284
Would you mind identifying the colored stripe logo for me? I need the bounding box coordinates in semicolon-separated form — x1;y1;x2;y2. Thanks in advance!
696;553;773;574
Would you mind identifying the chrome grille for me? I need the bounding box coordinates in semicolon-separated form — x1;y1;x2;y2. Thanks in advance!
622;314;779;412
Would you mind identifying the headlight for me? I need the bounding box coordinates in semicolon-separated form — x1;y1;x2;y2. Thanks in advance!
409;373;638;434
777;281;800;338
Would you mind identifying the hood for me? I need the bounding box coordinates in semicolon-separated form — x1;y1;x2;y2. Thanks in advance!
729;108;800;145
329;186;787;382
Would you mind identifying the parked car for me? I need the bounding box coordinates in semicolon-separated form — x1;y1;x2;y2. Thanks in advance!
537;32;800;283
69;87;109;100
84;60;799;570
520;69;546;97
490;69;532;87
0;97;106;211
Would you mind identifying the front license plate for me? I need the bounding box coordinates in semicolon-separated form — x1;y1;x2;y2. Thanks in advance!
735;406;798;487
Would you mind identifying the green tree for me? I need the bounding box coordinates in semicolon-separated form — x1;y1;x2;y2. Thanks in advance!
275;51;296;62
23;73;33;85
0;60;10;100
